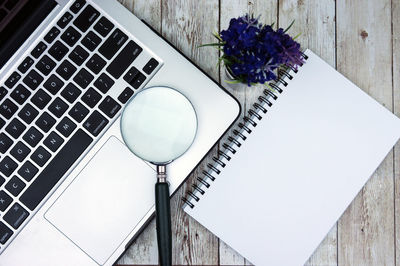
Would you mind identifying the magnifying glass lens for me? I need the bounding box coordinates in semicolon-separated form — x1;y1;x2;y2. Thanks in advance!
120;86;197;164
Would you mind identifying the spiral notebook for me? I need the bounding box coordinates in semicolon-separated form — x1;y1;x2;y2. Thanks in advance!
182;49;400;265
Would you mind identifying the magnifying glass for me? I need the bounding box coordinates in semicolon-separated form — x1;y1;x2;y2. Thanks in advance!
120;86;197;266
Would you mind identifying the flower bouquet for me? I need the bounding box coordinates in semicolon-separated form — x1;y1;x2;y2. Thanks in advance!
201;15;304;88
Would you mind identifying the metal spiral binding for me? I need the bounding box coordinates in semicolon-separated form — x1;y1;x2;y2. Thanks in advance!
182;53;309;209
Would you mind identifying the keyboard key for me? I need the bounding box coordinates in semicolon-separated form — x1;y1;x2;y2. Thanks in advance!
18;161;39;182
81;31;101;51
23;69;43;90
20;129;93;211
36;55;56;76
31;146;51;167
23;127;44;148
99;96;121;118
98;28;128;60
5;118;26;139
86;54;106;74
0;99;18;119
130;72;146;89
68;45;89;66
4;203;29;229
106;40;143;79
73;5;100;32
73;69;93;89
18;56;34;74
0;86;8;102
31;89;51;109
48;97;68;118
69;102;89;123
56;117;76;138
61;26;81;47
117;87;134;104
43;131;64;152
0;191;12;212
0;133;13;153
57;11;73;29
56;60;77;80
70;0;86;14
94;73;114;93
61;83;81;103
123;66;139;84
94;16;114;37
35;112;56;133
0;156;17;177
5;71;21;89
48;40;69;61
81;87;101;108
31;41;47;59
43;74;64;95
0;176;4;186
143;58;159;75
10;141;30;162
0;222;13;244
0;117;5;130
83;110;108;137
5;176;25;196
44;26;60;44
18;103;39;124
10;84;31;105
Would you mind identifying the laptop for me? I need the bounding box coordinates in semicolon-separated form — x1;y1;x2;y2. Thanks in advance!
0;0;240;265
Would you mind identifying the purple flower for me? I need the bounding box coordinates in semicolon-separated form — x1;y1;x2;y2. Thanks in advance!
218;14;304;86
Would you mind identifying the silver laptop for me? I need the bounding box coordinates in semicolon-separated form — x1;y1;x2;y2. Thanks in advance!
0;0;240;265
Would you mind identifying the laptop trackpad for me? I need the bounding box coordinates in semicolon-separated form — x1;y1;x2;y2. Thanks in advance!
45;136;155;265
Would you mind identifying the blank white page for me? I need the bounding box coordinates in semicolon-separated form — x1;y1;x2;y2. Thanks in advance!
184;50;400;265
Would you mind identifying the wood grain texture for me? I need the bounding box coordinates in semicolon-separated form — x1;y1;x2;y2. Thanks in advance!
117;0;161;32
278;0;337;265
218;1;278;264
336;0;395;265
161;0;220;264
113;1;400;265
393;0;400;265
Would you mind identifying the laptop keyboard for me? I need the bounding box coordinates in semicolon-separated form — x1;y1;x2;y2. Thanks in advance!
0;0;161;250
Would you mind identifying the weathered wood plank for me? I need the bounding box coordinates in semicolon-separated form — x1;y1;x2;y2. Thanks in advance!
393;0;400;265
116;0;161;264
218;0;278;264
279;0;337;265
336;0;395;265
161;0;220;264
117;0;161;32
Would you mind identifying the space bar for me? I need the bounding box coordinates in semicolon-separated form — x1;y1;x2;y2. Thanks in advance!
20;129;93;211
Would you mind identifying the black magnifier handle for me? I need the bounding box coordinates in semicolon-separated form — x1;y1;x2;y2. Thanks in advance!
155;166;172;266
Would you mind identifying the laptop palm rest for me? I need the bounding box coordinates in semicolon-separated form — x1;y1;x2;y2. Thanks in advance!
45;136;155;265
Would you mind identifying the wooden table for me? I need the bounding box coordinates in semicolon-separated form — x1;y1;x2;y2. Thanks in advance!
116;0;400;265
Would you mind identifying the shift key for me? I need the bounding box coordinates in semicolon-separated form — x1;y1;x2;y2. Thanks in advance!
98;29;128;60
106;41;143;79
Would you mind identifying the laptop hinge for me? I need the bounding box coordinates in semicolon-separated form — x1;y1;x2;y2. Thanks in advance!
0;0;58;69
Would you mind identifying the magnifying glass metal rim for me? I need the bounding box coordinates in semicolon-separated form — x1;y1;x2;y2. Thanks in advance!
119;85;198;165
119;85;198;266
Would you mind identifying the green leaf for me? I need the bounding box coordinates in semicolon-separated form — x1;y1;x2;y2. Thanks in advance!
265;83;276;92
197;43;225;48
225;79;242;84
283;20;295;33
293;32;302;40
212;32;223;41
